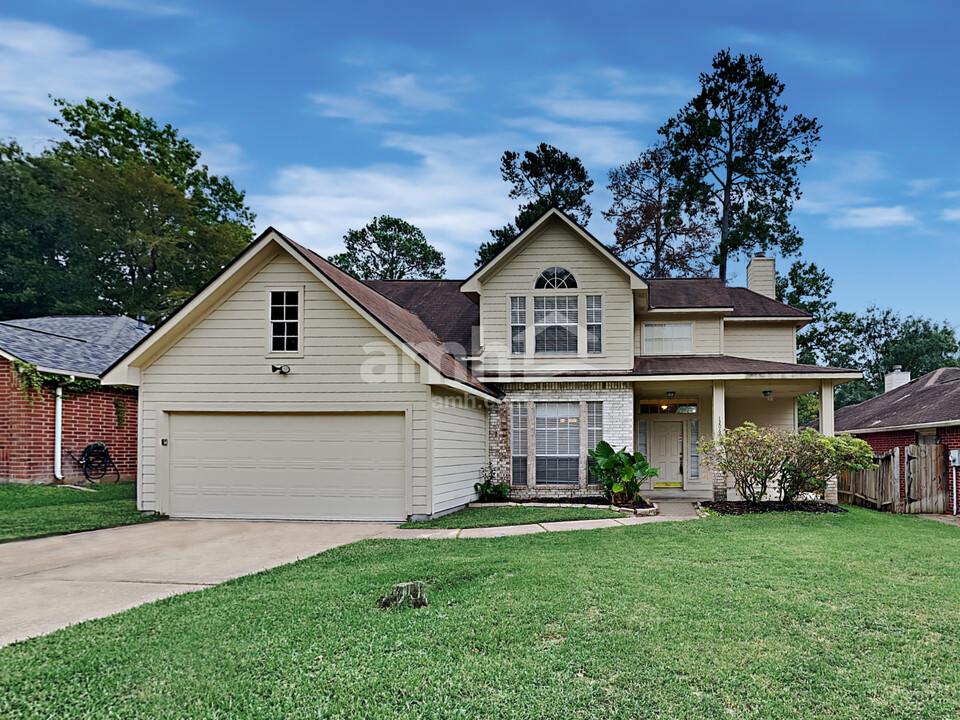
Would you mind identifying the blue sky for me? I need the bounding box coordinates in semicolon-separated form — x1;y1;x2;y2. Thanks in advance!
3;1;959;326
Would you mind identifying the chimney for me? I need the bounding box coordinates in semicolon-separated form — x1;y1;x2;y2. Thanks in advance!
884;365;911;393
746;252;776;299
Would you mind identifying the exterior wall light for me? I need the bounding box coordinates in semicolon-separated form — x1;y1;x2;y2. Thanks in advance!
666;391;675;399
271;364;291;375
762;390;773;401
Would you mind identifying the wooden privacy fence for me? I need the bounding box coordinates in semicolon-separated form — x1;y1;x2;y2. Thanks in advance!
839;444;949;513
904;444;949;514
839;449;898;511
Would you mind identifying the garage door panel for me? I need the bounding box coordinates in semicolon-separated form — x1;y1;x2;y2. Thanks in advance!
167;412;406;521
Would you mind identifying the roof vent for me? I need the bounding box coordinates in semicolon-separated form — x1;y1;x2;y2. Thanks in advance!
884;365;911;393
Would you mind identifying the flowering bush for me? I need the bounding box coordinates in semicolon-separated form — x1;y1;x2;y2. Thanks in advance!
699;423;875;503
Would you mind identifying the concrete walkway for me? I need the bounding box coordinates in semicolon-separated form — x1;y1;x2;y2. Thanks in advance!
0;520;392;648
378;501;700;539
919;514;960;528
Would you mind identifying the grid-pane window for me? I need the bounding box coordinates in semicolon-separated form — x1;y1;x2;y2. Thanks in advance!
510;297;526;355
534;296;578;354
535;402;580;485
270;290;299;352
535;267;577;289
643;323;693;354
586;295;602;354
511;403;528;486
689;419;699;479
636;419;647;458
587;401;603;484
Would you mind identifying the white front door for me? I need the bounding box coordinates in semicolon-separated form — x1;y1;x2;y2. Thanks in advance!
651;420;684;488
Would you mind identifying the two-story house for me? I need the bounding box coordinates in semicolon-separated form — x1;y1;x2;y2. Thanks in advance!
103;209;860;521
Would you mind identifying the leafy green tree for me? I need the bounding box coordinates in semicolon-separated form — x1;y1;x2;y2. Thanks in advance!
776;261;837;366
329;215;444;280
0;97;254;322
604;144;713;277
659;50;821;283
0;144;101;319
478;143;594;266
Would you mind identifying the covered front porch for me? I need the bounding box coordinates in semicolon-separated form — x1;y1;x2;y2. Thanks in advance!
633;376;841;502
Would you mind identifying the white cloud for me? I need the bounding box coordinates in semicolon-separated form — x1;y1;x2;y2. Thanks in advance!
503;117;644;167
736;31;868;74
941;208;960;222
0;19;177;147
75;0;192;16
906;178;942;195
251;132;520;276
310;72;462;125
830;206;918;229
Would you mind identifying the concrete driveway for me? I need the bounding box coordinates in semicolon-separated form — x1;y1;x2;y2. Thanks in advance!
0;520;394;647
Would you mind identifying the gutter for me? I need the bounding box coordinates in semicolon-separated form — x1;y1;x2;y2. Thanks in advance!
54;376;76;481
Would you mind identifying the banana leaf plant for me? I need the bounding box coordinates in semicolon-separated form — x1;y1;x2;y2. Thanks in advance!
587;440;660;504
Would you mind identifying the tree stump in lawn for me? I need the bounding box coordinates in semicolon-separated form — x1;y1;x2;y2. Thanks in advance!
377;581;428;609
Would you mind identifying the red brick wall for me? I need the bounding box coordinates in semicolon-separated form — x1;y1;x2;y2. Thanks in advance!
855;430;915;506
939;426;960;515
0;358;138;483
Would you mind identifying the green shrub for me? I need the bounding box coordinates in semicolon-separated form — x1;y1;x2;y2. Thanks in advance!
779;429;874;502
698;423;785;503
700;423;876;503
587;441;659;504
474;463;511;502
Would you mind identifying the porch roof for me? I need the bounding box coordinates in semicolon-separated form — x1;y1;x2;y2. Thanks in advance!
479;355;861;382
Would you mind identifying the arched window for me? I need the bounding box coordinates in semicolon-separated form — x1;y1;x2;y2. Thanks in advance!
535;267;577;289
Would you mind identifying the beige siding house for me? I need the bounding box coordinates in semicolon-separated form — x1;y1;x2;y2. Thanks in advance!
104;208;860;520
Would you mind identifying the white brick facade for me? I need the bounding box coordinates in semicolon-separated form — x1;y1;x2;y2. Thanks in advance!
488;382;633;499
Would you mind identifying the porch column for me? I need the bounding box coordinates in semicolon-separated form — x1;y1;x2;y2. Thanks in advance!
712;380;727;502
819;380;838;503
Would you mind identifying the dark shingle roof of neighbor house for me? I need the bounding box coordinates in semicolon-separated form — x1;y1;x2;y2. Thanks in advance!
827;368;960;433
0;316;151;377
279;236;496;398
644;278;810;318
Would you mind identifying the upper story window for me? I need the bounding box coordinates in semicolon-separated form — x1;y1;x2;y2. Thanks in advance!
643;322;692;355
510;297;526;355
269;290;300;352
534;296;578;354
535;267;577;289
586;295;602;354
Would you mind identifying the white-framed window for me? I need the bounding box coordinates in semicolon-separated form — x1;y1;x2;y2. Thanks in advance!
269;289;301;353
534;296;578;354
511;403;528;486
535;402;580;485
586;295;602;354
643;322;693;354
535;267;577;289
689;418;699;479
510;297;526;355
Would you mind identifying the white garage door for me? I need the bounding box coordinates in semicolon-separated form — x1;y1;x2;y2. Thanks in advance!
167;412;406;521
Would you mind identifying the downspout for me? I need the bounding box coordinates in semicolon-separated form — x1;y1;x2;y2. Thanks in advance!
54;376;75;482
954;465;958;516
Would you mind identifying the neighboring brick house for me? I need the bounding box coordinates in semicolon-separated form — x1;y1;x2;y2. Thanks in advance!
825;367;960;515
103;208;861;521
0;316;149;483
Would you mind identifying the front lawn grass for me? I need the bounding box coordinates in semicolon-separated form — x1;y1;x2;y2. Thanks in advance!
400;505;624;529
0;482;159;542
2;509;959;719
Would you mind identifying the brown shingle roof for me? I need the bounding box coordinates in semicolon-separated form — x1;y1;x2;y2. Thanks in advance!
280;237;495;398
831;368;960;432
646;278;810;318
633;355;857;376
364;280;479;355
481;355;859;378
